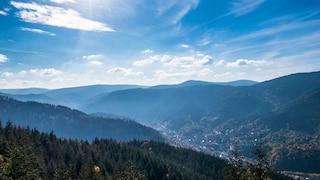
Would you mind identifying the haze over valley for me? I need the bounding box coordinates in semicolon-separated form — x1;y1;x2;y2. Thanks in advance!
1;71;320;176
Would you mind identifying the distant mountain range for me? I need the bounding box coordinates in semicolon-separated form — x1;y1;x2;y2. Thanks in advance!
1;72;319;173
0;80;256;109
0;96;165;142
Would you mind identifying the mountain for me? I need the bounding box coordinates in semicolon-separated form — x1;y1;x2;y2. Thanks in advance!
0;87;49;94
150;79;257;89
0;123;226;179
1;71;319;173
0;119;291;179
0;84;146;109
256;89;320;172
220;79;258;86
79;71;320;173
0;95;165;142
247;71;320;107
0;92;60;105
0;80;256;109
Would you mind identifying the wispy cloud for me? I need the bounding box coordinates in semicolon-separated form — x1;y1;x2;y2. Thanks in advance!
82;54;104;60
215;60;225;67
229;19;320;43
180;44;190;48
229;0;265;16
164;55;213;68
133;54;213;70
82;54;104;66
88;61;103;66
198;38;211;46
107;67;143;76
2;72;13;77
156;0;199;24
50;0;75;4
133;55;170;67
0;54;9;62
133;59;154;67
0;47;40;54
29;68;62;76
11;1;115;32
21;27;56;36
140;49;153;54
198;68;212;77
226;59;268;67
0;10;7;16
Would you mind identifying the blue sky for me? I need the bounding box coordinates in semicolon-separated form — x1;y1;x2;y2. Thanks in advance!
1;0;320;88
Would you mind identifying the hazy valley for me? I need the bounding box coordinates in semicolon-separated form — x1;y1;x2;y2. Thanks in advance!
1;71;320;179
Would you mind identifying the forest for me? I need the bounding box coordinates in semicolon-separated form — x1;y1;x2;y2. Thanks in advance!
0;120;291;179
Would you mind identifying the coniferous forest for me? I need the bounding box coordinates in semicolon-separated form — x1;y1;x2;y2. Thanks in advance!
0;120;227;179
0;120;292;179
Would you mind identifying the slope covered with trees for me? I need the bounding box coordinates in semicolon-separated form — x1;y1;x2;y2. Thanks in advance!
0;95;164;141
79;71;320;173
0;121;290;179
0;121;227;179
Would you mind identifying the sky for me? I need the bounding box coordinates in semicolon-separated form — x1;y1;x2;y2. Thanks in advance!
1;0;320;89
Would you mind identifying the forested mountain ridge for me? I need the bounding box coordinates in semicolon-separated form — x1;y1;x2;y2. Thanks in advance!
0;95;165;142
79;71;320;173
0;121;292;179
0;80;256;110
0;121;227;179
0;85;145;109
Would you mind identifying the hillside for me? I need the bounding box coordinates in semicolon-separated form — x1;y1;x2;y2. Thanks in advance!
79;71;320;173
0;122;291;179
0;84;145;109
0;122;227;179
0;95;164;142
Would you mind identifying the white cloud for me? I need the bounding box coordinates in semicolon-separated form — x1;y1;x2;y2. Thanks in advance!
226;59;268;67
19;70;27;75
2;72;14;77
229;19;320;43
198;38;211;46
11;1;115;32
229;0;265;17
195;55;213;66
0;79;9;86
21;27;56;36
29;68;62;76
133;55;170;67
215;60;225;67
180;44;190;48
198;68;212;77
165;56;195;68
82;54;104;60
50;0;75;4
133;59;154;67
164;55;213;68
156;0;199;24
107;67;143;76
82;54;105;66
0;54;9;62
0;11;7;16
88;61;103;66
140;49;153;54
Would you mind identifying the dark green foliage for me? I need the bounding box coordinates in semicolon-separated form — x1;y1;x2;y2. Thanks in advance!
223;140;292;180
0;120;228;179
